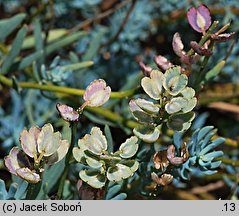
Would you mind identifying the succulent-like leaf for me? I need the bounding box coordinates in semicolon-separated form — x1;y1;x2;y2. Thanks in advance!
141;70;164;100
129;100;154;123
83;79;111;107
165;97;188;114
20;126;40;158
120;160;139;173
37;123;61;157
119;136;138;158
180;87;195;99
86;157;104;169
4;147;31;175
73;147;85;163
16;168;40;184
46;139;70;165
56;103;79;122
107;164;133;182
86;127;108;155
167;112;195;132
135;98;159;114
163;67;188;96
133;125;160;143
79;170;106;189
172;32;185;57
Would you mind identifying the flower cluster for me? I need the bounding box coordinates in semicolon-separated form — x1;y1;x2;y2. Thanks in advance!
73;127;139;188
4;124;69;183
130;66;197;143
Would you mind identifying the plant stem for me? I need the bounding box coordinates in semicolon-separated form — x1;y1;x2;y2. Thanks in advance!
0;74;139;99
26;182;42;200
57;122;77;199
216;157;239;166
187;21;219;56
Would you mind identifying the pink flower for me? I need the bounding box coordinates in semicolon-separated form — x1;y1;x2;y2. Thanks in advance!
187;5;211;33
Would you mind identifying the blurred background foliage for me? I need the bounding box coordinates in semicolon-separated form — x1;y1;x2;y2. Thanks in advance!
0;0;239;200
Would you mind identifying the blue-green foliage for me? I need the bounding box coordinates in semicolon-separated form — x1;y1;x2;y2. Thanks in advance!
176;126;225;180
0;179;28;200
0;91;25;150
40;56;72;84
105;182;127;200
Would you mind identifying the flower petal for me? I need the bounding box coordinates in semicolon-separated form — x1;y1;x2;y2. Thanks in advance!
83;79;111;107
20;126;40;158
56;103;79;122
4;147;31;175
16;167;40;184
37;123;61;157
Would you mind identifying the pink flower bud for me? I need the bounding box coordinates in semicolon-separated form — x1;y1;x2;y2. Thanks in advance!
139;61;152;77
154;55;174;72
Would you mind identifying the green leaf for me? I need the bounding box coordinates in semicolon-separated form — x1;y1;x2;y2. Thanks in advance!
133;125;160;143
132;110;154;124
0;13;26;42
120;160;139;173
22;28;67;49
82;28;107;61
205;60;225;81
80;170;106;189
33;19;44;65
14;180;28;200
1;25;28;74
0;179;7;200
167;112;195;132
36;160;65;199
11;31;87;71
33;19;43;52
62;61;94;71
104;125;113;154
